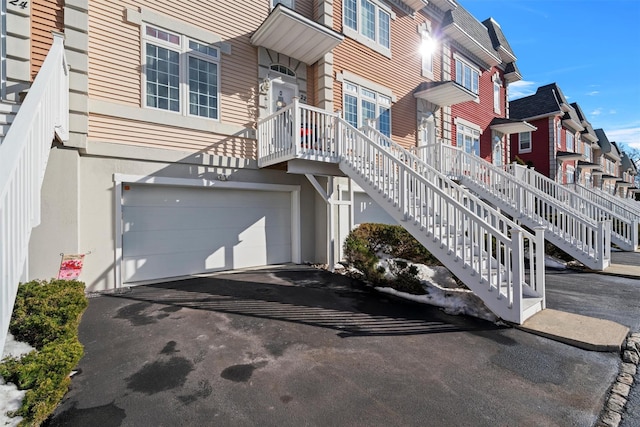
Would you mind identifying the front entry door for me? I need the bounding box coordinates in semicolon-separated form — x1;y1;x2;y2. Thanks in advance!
270;79;298;114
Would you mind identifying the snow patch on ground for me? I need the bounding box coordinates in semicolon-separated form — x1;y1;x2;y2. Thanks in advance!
373;259;499;323
1;334;34;426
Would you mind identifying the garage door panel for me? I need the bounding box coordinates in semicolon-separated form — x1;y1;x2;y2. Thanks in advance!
123;186;290;208
124;206;291;232
122;185;293;283
124;223;291;257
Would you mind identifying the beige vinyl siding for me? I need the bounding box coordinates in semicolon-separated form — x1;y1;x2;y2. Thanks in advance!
332;2;441;149
88;0;268;155
90;114;256;159
32;0;64;79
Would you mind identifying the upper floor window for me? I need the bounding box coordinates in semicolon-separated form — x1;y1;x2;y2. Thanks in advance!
518;131;531;153
143;25;220;119
344;81;391;137
493;75;501;113
455;56;479;95
421;30;434;78
566;131;574;152
343;0;391;53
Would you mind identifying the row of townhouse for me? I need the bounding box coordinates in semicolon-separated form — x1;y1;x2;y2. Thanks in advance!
509;83;639;199
3;0;634;343
2;0;532;291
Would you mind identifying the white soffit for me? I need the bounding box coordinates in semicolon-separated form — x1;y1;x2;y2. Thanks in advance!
251;5;344;65
414;81;477;106
490;121;536;134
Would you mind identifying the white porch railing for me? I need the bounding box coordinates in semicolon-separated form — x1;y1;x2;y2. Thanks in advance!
0;33;69;353
571;183;640;219
414;143;611;270
257;101;545;324
509;164;638;251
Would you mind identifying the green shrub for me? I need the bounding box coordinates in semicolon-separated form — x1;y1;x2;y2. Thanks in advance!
343;223;439;294
0;279;87;426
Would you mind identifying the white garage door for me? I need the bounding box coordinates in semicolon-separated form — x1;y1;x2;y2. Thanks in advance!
122;184;292;283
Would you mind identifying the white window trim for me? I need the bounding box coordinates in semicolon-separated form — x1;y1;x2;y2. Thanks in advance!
566;165;575;184
453;53;480;101
337;70;396;102
142;24;221;120
454;117;481;133
493;74;501;114
126;8;231;54
342;0;395;59
420;30;434;80
342;80;392;135
518;131;532;153
455;118;481;156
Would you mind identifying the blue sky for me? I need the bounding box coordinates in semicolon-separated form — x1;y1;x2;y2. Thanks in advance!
460;0;640;153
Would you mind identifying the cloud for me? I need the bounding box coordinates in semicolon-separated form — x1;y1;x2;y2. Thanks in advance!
591;108;602;116
587;91;599;96
605;127;640;150
508;80;537;100
609;109;617;115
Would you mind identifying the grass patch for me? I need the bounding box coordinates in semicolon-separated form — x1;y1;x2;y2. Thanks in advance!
0;279;87;426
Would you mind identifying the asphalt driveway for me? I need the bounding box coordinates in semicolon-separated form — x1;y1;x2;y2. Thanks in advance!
45;265;633;427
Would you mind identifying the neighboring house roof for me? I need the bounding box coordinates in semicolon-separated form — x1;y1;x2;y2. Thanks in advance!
503;62;522;82
509;83;569;120
561;105;584;133
594;128;621;161
571;102;598;143
440;5;502;66
482;18;516;63
610;140;622;161
621;152;638;174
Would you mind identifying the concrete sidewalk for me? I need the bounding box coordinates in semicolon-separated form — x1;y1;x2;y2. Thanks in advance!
516;250;640;352
519;309;630;352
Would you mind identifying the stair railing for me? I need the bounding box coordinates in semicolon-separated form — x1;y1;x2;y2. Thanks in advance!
417;143;610;270
0;33;69;353
508;164;638;250
339;122;545;322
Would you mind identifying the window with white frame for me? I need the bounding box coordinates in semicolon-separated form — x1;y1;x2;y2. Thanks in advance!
344;81;391;136
455;56;479;94
343;0;391;51
566;165;575;184
421;30;434;78
584;144;591;162
566;131;574;152
518;131;531;153
143;25;220;119
493;76;501;113
457;123;480;156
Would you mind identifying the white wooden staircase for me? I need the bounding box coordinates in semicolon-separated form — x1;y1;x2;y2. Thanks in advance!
258;101;546;325
413;143;613;270
571;183;640;223
508;164;639;251
0;103;19;139
0;34;69;353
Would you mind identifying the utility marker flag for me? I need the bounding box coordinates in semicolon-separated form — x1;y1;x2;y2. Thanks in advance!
57;254;85;280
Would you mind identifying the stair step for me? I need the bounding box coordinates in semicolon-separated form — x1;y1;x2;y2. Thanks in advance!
0;103;20;114
0;112;16;125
